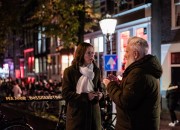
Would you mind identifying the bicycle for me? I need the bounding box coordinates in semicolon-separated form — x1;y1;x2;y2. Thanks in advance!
55;101;66;130
0;110;33;130
101;95;116;130
101;108;116;130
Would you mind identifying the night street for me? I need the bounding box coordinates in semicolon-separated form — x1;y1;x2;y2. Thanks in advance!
1;103;180;130
0;0;180;130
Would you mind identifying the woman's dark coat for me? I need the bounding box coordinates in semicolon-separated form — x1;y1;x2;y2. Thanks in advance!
107;55;162;130
62;63;102;130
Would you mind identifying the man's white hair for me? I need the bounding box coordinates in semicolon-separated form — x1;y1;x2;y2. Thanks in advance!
127;36;149;57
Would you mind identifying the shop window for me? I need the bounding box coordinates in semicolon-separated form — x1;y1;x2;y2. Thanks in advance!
171;0;180;29
61;55;73;77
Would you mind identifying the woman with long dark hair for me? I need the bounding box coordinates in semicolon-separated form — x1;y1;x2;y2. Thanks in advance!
62;42;103;130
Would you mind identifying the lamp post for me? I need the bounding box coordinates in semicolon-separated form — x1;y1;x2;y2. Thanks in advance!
99;14;117;54
99;15;117;123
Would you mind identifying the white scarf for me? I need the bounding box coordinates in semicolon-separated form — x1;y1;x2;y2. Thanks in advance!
76;63;94;94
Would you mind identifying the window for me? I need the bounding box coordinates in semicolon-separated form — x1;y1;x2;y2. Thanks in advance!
136;27;147;40
93;36;103;53
35;58;39;73
38;27;42;54
42;27;46;53
61;55;73;77
171;52;180;64
136;27;151;53
93;36;103;68
120;31;130;70
171;0;180;29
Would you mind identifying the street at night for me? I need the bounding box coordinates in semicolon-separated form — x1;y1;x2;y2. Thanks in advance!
1;0;180;130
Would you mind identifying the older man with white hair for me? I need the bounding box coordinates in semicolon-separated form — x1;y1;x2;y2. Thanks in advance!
103;36;163;130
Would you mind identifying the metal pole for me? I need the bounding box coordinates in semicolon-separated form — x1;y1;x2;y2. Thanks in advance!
109;34;112;54
103;34;107;78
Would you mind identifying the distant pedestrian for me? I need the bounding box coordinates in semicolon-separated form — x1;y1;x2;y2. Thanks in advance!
166;83;179;127
12;81;22;97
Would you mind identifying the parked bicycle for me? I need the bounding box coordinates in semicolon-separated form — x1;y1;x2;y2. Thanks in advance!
101;95;116;130
101;108;116;130
55;101;66;130
0;109;33;130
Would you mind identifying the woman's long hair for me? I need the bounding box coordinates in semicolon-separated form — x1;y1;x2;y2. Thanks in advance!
72;42;94;67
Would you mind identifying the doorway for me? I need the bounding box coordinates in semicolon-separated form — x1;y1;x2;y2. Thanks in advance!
171;67;180;86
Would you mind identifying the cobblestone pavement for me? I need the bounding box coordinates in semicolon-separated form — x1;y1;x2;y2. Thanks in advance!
160;110;180;130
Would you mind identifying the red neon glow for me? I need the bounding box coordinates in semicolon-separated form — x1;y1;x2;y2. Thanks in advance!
28;56;34;71
120;31;130;71
19;60;24;78
20;66;24;78
28;77;35;83
24;48;34;54
15;70;20;78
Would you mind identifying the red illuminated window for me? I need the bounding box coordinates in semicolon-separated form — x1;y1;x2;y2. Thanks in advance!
120;31;130;71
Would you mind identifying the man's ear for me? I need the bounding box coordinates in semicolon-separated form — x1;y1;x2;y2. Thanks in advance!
134;51;139;60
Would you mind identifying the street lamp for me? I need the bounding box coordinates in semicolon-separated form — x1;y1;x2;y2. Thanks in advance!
99;14;117;54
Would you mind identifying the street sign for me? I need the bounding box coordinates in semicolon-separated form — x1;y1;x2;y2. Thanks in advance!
104;55;118;71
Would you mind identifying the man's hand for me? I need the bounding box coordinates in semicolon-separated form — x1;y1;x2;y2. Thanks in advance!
103;78;110;88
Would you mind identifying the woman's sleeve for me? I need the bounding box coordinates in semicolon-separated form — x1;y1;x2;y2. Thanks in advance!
62;68;88;104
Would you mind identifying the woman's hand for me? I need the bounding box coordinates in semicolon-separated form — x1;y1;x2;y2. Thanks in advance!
97;91;103;100
88;92;98;101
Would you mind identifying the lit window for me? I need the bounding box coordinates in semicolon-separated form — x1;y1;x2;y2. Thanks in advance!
136;27;147;40
84;39;90;43
136;27;151;54
93;36;103;52
61;55;73;76
120;31;130;70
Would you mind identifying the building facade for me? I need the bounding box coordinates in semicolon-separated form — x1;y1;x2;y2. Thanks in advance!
161;0;180;95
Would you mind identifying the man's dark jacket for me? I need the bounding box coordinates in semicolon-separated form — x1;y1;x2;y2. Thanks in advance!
107;55;163;130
